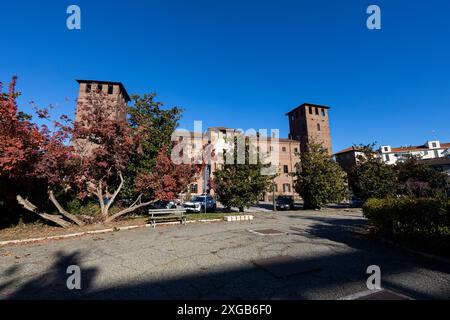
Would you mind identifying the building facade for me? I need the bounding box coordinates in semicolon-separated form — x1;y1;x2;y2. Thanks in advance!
379;140;450;165
335;140;450;174
73;80;334;202
183;128;302;201
185;103;333;201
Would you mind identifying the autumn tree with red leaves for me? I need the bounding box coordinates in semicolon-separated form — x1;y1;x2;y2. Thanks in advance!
134;146;198;203
1;77;197;227
0;77;80;227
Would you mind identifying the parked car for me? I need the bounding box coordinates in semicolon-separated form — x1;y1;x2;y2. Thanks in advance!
276;195;295;210
184;195;217;213
150;200;177;209
350;195;364;208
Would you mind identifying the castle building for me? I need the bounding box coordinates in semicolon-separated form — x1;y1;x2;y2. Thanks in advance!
73;80;333;201
186;103;333;201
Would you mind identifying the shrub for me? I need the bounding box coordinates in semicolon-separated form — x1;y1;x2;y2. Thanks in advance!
348;145;397;202
294;143;347;209
395;157;448;197
363;197;450;238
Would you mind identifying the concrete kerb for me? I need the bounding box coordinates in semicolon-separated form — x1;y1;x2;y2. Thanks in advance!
0;217;230;247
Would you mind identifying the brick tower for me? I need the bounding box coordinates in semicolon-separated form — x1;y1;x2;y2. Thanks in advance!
74;79;130;125
73;80;131;154
286;103;332;154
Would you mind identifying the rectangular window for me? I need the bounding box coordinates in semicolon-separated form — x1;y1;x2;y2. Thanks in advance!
282;147;287;152
385;154;390;161
108;85;114;94
272;184;278;192
190;184;198;194
283;165;289;174
317;123;321;131
321;109;325;117
98;84;103;92
432;143;437;148
294;148;298;153
86;84;91;93
315;107;319;115
309;106;313;114
283;183;291;193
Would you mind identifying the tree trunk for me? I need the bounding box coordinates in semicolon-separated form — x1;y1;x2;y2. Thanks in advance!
104;199;156;223
17;195;72;228
48;190;85;226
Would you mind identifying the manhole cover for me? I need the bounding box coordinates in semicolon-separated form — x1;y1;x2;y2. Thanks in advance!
249;229;284;235
252;255;321;278
357;290;411;300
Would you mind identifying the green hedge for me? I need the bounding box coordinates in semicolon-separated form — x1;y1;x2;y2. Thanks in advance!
362;197;450;238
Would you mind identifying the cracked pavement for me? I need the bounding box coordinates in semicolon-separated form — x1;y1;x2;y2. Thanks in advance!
0;208;449;299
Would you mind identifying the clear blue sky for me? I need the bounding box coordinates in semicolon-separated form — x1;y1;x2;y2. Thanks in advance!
1;0;449;153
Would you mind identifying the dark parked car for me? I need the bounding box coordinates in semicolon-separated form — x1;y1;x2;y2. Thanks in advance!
276;195;295;210
350;195;364;208
150;200;177;209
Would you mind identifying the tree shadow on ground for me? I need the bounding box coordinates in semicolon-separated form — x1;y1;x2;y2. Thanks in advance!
293;215;450;274
2;220;450;300
2;250;98;300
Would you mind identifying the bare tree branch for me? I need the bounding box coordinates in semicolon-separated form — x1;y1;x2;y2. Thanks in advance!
17;195;72;228
104;171;124;214
48;190;85;226
104;197;157;223
97;179;106;216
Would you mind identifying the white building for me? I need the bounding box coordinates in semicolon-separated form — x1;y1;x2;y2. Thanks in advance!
379;140;450;165
335;140;450;174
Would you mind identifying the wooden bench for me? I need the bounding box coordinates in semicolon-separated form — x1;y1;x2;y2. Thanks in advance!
148;208;187;228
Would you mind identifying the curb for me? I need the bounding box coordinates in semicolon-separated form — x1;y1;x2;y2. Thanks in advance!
224;215;254;222
0;218;225;247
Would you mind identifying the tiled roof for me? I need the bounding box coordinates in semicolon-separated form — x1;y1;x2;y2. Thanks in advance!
334;142;450;156
390;142;450;153
334;146;360;155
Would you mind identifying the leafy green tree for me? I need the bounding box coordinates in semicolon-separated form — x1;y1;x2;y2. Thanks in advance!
395;157;448;198
211;135;274;212
122;93;183;203
348;144;397;202
294;142;346;209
